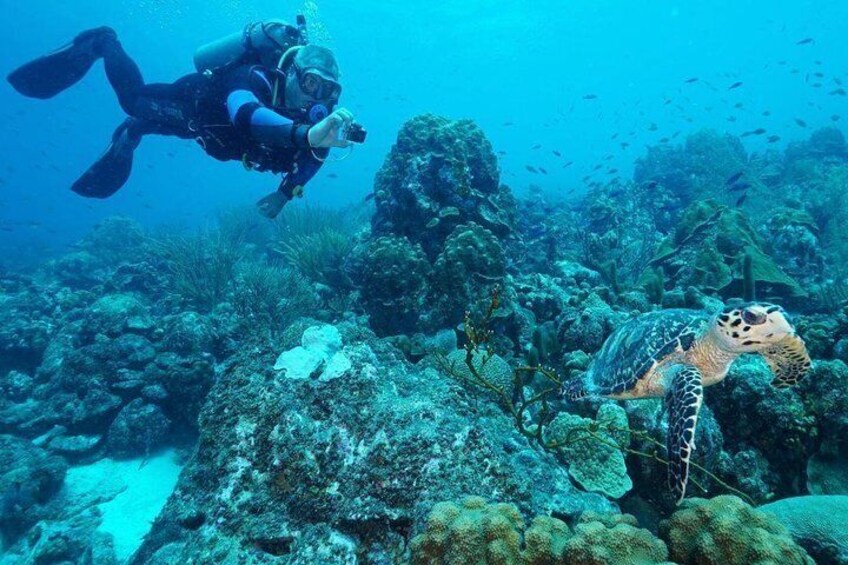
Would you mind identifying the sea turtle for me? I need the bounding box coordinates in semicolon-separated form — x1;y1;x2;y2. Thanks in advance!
563;302;811;503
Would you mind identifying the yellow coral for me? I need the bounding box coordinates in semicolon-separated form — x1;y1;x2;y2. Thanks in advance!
660;495;814;564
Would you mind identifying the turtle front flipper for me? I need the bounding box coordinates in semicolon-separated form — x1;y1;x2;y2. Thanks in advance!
665;365;704;504
762;334;811;388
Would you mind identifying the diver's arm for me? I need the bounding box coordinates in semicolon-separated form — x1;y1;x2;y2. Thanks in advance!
226;89;311;148
277;149;327;198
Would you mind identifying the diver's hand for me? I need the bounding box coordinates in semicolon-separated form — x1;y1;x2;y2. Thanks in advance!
308;108;354;149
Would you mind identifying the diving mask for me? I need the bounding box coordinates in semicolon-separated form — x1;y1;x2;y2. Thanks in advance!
293;63;341;102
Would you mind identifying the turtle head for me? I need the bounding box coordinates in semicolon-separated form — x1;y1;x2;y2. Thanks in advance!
711;302;796;353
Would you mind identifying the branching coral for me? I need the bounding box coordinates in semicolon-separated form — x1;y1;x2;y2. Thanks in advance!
230;262;318;340
150;227;244;312
275;229;354;290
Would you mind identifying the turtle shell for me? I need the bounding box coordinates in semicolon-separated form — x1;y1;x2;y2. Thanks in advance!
586;309;708;396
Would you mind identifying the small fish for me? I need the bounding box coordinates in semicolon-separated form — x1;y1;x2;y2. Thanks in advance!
762;110;772;116
829;88;847;96
592;164;603;171
767;135;781;143
734;102;744;109
525;165;539;174
795;118;807;127
726;171;745;185
795;37;814;45
364;192;375;202
814;72;825;78
835;77;844;86
497;150;507;156
727;116;738;122
620;142;630;149
736;193;748;207
648;123;658;131
831;114;841;122
327;173;338;178
0;227;13;233
502;121;514;126
729;181;751;192
659;137;670;143
539;167;548;175
583;94;598;100
684;77;699;83
607;168;619;174
728;81;743;90
563;161;574;168
552;150;562;157
644;180;659;189
531;144;542;150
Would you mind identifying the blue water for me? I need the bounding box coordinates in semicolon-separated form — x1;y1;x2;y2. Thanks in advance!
2;1;846;265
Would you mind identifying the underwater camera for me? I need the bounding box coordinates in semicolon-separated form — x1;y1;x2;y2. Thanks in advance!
344;122;367;143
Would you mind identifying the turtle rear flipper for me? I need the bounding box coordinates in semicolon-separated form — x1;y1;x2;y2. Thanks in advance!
665;365;704;504
762;334;811;388
561;378;589;401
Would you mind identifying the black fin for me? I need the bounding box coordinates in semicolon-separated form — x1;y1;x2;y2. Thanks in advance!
256;191;290;219
7;27;114;99
665;365;703;504
71;118;140;199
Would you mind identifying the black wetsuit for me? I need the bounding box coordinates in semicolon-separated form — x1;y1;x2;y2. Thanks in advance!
78;33;327;198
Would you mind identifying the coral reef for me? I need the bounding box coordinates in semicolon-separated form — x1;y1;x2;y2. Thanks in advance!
660;495;814;564
761;495;848;564
347;235;432;336
410;499;668;565
707;357;817;497
546;404;633;499
650;200;805;301
2;117;846;563
372;114;515;259
130;322;611;563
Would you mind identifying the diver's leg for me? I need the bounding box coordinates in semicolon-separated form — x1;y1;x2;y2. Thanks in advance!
7;27;119;99
97;33;146;115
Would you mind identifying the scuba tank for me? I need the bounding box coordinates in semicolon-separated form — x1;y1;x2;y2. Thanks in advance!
194;16;308;73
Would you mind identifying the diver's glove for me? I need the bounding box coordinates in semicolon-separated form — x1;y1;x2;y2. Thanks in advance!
308;108;354;149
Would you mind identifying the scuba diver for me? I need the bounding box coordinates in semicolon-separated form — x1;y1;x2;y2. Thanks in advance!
6;16;364;218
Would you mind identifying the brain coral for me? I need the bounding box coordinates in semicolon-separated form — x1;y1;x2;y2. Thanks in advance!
410;497;668;565
659;495;814;564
